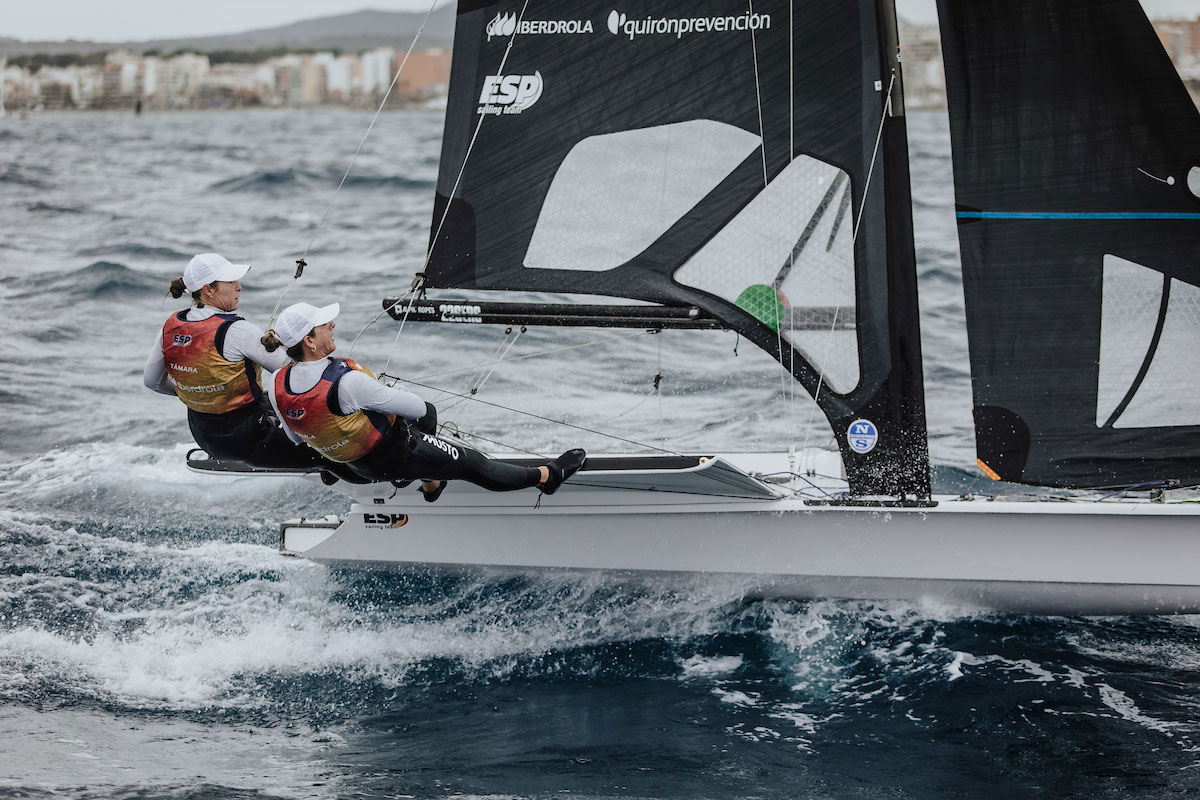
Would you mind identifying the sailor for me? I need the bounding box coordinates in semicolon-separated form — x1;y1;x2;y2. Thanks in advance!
263;301;586;501
143;253;327;470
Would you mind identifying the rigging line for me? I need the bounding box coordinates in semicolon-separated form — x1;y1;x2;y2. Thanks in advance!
747;0;791;430
346;283;419;359
799;70;896;453
381;289;423;374
454;327;515;409
376;267;440;370
772;184;846;437
347;297;405;359
599;389;656;422
267;0;442;327
423;0;531;278
785;1;797;446
449;327;525;427
451;427;548;458
748;0;768;188
389;5;528;375
657;332;665;452
377;374;687;456
852;70;896;244
400;329;655;382
800;306;838;450
782;0;792;431
471;327;522;394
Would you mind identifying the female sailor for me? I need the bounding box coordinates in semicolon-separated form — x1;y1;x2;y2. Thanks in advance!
263;301;586;501
143;253;326;469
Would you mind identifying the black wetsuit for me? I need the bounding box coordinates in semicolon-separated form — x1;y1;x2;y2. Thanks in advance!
345;403;544;490
187;403;327;469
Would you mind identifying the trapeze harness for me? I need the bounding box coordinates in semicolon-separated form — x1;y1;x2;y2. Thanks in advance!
273;358;410;475
161;310;323;469
161;310;262;414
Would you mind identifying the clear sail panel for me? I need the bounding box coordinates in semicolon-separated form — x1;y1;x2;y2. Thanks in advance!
675;156;860;394
524;121;761;272
1098;255;1200;429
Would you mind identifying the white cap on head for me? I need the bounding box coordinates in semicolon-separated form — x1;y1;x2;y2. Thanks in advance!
275;302;340;348
183;253;251;292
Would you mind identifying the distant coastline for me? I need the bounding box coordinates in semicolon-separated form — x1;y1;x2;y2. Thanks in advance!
4;13;1199;114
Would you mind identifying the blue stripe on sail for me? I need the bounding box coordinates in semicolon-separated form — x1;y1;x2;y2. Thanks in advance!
956;211;1200;220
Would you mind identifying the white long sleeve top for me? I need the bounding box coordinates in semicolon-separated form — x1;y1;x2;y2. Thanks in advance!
265;357;428;445
144;306;287;395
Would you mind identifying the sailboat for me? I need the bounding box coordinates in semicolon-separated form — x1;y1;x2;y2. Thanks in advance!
191;0;1200;615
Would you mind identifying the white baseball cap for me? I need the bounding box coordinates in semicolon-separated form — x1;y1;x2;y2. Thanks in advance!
275;302;340;348
183;253;252;292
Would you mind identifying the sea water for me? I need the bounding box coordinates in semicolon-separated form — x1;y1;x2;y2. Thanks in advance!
2;109;1200;798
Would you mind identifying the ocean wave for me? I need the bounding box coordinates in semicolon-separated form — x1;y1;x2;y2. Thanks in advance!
208;168;317;194
207;166;436;196
0;442;332;522
336;172;437;191
76;244;192;261
0;508;992;725
27;201;85;214
7;476;1200;772
7;261;161;302
0;163;51;189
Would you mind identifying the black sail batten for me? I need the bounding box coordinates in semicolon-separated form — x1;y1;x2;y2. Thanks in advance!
384;298;726;329
424;0;931;497
938;0;1200;488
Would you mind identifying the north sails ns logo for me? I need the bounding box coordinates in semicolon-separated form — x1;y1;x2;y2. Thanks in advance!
477;72;543;116
847;419;879;454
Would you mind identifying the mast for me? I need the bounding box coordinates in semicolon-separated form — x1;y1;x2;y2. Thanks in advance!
842;0;931;497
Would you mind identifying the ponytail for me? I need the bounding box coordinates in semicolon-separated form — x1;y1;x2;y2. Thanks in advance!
261;330;283;353
167;277;203;306
261;330;307;362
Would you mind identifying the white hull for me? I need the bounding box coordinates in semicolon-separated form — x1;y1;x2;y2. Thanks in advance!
274;452;1200;615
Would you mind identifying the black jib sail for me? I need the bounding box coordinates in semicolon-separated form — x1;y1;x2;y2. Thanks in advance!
425;0;930;498
938;0;1200;488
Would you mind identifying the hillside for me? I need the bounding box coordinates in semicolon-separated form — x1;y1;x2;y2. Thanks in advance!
0;6;456;57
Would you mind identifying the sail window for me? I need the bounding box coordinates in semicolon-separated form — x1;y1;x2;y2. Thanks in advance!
1188;166;1200;198
523;120;761;272
674;156;860;394
1097;255;1200;428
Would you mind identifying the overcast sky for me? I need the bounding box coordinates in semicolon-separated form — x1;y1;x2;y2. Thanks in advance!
2;1;1198;43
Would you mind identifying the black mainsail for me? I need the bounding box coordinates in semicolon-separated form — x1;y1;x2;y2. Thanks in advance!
938;0;1200;488
425;0;929;497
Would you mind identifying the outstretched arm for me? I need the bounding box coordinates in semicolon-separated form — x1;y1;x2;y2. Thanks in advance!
143;334;175;395
337;370;429;419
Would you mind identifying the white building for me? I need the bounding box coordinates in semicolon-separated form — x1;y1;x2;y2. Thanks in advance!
325;55;356;102
360;48;396;97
